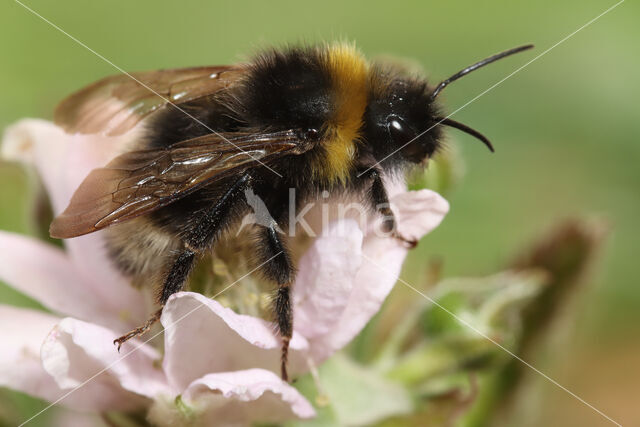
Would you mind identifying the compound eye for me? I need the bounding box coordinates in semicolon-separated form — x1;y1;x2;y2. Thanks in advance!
386;114;434;162
386;115;414;144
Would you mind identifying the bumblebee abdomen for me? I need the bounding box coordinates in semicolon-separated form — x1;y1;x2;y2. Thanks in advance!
105;217;180;280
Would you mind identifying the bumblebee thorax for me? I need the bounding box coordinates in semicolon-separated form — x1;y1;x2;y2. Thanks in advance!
316;44;368;184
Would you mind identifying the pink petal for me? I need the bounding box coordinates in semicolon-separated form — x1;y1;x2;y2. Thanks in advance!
0;305;64;404
2;119;150;324
0;306;136;412
308;189;449;360
0;231;129;330
2;119;133;215
64;233;152;327
2;119;116;214
41;317;170;409
179;369;315;423
293;219;363;339
392;189;451;243
162;292;309;391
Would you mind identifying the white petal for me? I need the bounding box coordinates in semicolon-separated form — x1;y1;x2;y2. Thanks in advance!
0;305;64;403
177;369;315;424
64;233;153;327
1;119;36;163
1;119;150;325
309;189;449;360
1;119;132;214
0;231;128;329
392;189;450;243
162;293;308;391
0;305;136;411
293;219;363;339
41;317;170;407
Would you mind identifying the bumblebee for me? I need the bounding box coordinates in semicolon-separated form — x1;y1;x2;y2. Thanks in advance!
50;43;532;380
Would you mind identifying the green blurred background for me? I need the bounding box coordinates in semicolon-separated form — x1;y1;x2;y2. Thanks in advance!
0;0;637;425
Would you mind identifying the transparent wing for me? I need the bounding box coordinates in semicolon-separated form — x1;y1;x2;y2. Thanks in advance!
54;65;245;136
50;131;305;238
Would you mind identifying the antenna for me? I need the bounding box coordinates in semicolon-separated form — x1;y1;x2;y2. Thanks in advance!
429;44;534;101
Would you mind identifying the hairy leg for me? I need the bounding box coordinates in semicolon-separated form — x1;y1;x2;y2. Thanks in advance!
114;173;252;347
256;222;295;381
113;308;162;350
361;168;417;248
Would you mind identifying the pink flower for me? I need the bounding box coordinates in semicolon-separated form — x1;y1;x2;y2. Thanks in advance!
0;119;448;424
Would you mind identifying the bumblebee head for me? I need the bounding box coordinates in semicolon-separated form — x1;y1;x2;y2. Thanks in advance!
362;44;533;167
363;77;443;165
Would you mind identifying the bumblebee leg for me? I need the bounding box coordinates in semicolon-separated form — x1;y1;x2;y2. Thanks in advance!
257;223;294;381
275;282;293;382
114;173;252;349
184;173;253;250
113;308;162;350
113;248;197;348
159;171;253;304
159;248;196;303
362;169;417;248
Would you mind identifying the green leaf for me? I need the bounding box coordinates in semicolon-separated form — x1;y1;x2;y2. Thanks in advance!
290;354;413;427
386;337;497;386
422;271;548;339
421;292;467;336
